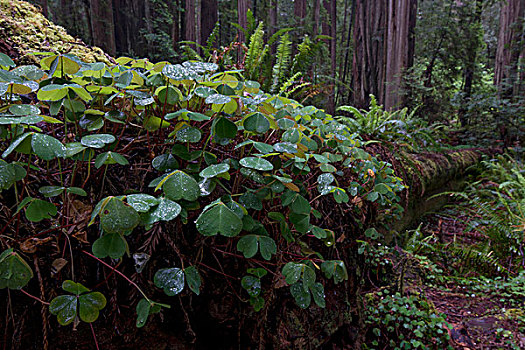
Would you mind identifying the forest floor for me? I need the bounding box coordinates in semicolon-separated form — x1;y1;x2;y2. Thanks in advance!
415;205;525;350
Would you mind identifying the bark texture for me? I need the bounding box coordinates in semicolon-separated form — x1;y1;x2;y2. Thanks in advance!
89;0;116;55
237;0;249;42
185;0;196;42
351;0;417;110
494;0;525;98
200;0;217;47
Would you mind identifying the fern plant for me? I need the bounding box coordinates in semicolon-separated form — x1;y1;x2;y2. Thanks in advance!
244;22;268;80
271;33;292;93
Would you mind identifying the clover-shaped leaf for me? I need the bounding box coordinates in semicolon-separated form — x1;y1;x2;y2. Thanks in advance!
161;170;200;202
199;163;230;179
195;202;242;237
176;126;202;143
237;235;277;260
241;275;261;297
31;133;67;160
25;198;57;222
148;197;181;222
282;262;316;288
154;267;185;296
213;117;237;139
49;280;106;326
184;266;201;295
126;194;159;212
0;160;26;191
98;197;139;234
136;298;163;328
239;157;274;171
321;260;348;284
94;151;129;168
92;233;127;259
0;249;33;290
80;134;116;149
243;112;270;134
290;282;311;309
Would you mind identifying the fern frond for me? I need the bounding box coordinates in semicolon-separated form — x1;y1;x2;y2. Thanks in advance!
271;33;292;93
279;72;302;96
244;22;267;79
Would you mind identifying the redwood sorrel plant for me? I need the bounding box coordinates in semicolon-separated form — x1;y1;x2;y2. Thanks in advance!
0;51;404;331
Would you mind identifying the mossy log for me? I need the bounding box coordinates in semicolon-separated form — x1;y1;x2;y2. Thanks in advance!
370;146;500;234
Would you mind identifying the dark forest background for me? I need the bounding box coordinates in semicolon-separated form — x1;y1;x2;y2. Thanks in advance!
26;0;525;142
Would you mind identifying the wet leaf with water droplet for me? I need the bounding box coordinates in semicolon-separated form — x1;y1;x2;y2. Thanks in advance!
290;282;311;309
195;202;242;237
184;266;201;295
162;170;200;202
154;267;185;296
0;248;33;290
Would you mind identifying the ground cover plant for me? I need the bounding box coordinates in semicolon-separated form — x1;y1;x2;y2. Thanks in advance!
0;51;406;347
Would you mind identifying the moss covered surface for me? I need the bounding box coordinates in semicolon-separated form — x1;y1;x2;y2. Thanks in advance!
0;0;110;64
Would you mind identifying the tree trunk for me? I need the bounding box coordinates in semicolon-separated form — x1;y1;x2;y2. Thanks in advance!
185;0;196;42
383;0;417;110
237;0;249;42
201;0;218;47
324;0;337;114
494;0;525;98
268;0;277;54
89;0;117;55
313;0;321;36
351;0;417;110
170;0;180;51
294;0;307;24
458;0;483;126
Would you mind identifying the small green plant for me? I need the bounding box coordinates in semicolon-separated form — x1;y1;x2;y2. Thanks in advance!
0;50;405;341
364;290;452;349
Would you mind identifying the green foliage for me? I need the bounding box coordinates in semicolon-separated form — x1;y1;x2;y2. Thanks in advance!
0;249;33;290
364;290;452;349
49;280;106;326
336;95;445;151
0;51;405;330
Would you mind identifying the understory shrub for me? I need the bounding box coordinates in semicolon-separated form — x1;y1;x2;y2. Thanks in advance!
0;51;404;336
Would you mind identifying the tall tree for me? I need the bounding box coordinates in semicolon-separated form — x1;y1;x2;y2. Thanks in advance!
89;0;117;55
185;0;196;42
294;0;307;24
494;0;525;98
201;0;217;46
351;0;417;110
237;0;250;42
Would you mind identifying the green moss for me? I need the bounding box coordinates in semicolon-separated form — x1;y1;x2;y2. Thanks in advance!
0;0;110;64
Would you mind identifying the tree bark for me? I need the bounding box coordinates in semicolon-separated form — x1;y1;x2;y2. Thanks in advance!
494;0;525;98
89;0;117;55
351;0;417;110
201;0;218;47
185;0;196;42
313;0;321;36
237;0;249;42
294;0;307;23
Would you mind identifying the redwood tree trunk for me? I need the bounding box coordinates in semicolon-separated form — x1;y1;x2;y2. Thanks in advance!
89;0;116;55
201;0;217;47
313;0;321;36
185;0;196;42
237;0;249;42
494;0;525;98
351;0;417;110
294;0;307;23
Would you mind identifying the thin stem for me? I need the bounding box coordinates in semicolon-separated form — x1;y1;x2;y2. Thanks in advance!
90;323;100;350
19;289;50;305
81;250;149;300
